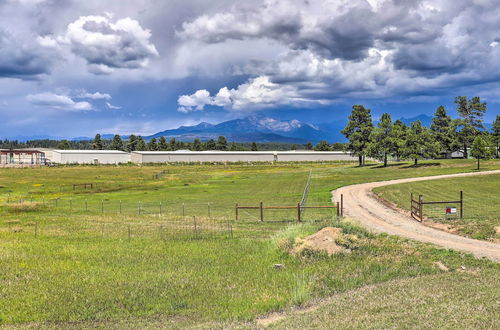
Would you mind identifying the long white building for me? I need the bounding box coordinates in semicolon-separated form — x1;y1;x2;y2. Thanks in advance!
130;150;358;164
50;150;130;164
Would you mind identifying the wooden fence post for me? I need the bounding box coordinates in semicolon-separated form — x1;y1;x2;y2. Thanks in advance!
208;202;211;218
297;203;301;222
159;201;162;216
460;191;463;219
182;203;185;217
235;203;239;221
260;202;264;222
336;202;340;217
340;194;344;217
419;195;423;222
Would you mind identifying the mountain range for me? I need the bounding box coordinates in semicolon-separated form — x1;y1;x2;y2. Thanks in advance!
6;114;494;144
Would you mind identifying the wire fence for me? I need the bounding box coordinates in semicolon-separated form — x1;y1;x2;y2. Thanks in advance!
3;216;234;241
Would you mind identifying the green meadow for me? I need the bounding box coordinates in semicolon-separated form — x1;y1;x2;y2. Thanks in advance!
1;159;499;328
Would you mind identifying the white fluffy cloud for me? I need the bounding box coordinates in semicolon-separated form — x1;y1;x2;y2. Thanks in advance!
27;92;93;111
178;76;320;112
76;91;112;100
49;15;159;74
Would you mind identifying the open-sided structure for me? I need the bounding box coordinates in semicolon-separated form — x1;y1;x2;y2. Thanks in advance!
0;149;46;166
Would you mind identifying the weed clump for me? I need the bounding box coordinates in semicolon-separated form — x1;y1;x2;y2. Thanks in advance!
7;202;45;213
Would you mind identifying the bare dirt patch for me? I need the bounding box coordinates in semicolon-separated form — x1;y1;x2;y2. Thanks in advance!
291;227;347;256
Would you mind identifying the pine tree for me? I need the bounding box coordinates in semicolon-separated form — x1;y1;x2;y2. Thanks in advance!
92;134;103;150
57;139;71;150
169;138;177;151
216;136;228;150
136;136;147;151
430;106;458;156
391;120;407;161
205;139;216;150
251;142;258;151
367;113;393;167
471;135;493;170
158;136;168;151
402;121;440;166
454;96;487;159
305;142;313;150
314;140;330;151
147;138;158;151
110;135;124;151
127;134;137;152
492;115;500;158
341;105;374;166
192;138;202;151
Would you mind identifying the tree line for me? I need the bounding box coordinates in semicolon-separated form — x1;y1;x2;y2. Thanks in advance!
342;96;500;167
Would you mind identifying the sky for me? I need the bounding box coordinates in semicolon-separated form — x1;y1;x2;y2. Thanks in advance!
0;0;499;139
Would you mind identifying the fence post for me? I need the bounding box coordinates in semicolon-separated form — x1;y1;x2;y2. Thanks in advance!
340;194;344;217
336;202;340;217
419;195;423;222
119;200;122;214
35;222;38;238
128;224;131;241
182;203;185;217
70;199;72;210
101;200;104;214
297;203;301;222
85;200;88;212
260;202;264;222
193;216;198;239
460;191;463;219
235;203;239;221
208;202;211;218
160;201;162;216
411;192;413;211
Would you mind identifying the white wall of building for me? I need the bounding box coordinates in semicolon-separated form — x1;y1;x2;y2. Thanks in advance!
51;150;130;164
130;151;358;163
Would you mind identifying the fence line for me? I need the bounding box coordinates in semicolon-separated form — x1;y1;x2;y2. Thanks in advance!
299;169;312;217
410;191;463;222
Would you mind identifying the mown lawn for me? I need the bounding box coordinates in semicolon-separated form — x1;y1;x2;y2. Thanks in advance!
0;159;499;327
374;173;500;240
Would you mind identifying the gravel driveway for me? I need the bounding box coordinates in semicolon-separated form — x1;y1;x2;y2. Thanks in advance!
332;170;500;262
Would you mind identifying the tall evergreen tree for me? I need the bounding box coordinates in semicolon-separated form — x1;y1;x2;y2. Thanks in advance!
169;138;177;151
57;139;71;150
471;135;493;170
136;136;147;151
217;136;228;150
158;136;168;151
367;113;393;167
391;120;408;161
314;140;330;151
192;138;203;151
127;134;138;152
305;142;313;150
205;139;216;150
430;106;458;156
492;115;500;158
147;138;158;151
402;121;439;166
341;105;374;166
110;135;124;151
454;96;487;159
251;142;258;151
92;134;103;150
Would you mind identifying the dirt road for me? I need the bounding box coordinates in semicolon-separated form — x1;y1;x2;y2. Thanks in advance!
332;170;500;262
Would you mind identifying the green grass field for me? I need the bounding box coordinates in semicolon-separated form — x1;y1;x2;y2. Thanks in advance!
1;159;499;328
374;174;500;240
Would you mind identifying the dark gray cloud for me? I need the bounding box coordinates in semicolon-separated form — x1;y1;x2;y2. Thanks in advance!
0;30;52;79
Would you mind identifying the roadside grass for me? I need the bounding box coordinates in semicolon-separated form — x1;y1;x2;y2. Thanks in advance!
0;159;499;327
266;267;500;329
374;173;500;241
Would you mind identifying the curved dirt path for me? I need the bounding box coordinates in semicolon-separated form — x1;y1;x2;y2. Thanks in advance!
332;170;500;262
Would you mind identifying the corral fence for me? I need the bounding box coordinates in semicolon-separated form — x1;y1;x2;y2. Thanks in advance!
410;191;463;222
235;194;344;222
